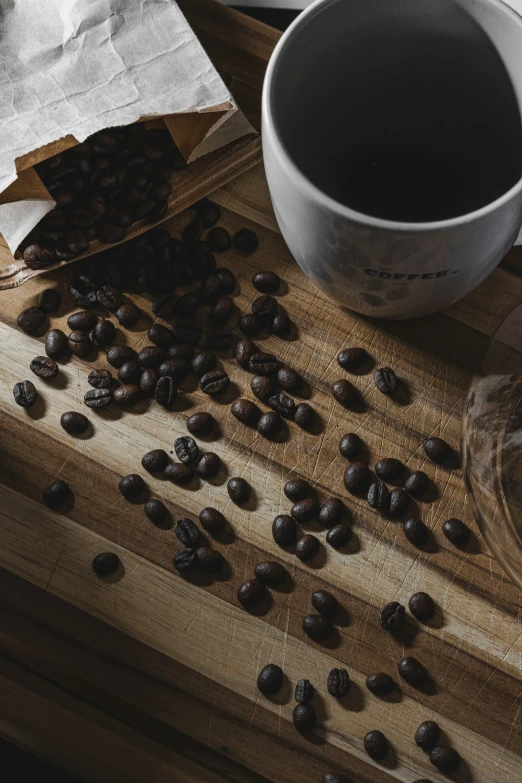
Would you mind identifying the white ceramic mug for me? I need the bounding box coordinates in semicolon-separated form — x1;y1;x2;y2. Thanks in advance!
262;0;522;319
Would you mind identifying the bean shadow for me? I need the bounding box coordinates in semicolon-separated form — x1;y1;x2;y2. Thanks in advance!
236;486;258;512
213;525;236;545
375;683;403;704
26;395;46;420
461;531;482;555
52;491;76;515
396;617;421;648
334;606;350;628
212;381;240;405
315;626;341;650
295;378;313;400
93;405;123;422
298;413;324;436
418;675;438;697
45;373;68;391
124;486;150;505
301;542;327;570
242;590;273;617
348;387;368;414
66;420;95;440
204;462;229;487
196;421;222;442
97;561;126;584
335;529;361;555
339;680;364;712
310;690;328;740
150;509;173;531
348;355;375;376
170;394;193;413
264;674;293;707
424;602;445;630
391;379;411;407
378;743;398;771
441;448;461;471
419;480;439;503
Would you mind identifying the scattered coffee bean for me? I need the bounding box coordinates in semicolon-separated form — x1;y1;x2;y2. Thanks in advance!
208;226;231;252
415;721;440;751
114;384;141;406
88;369;112;389
92;552;120;576
107;345;136;368
237;578;265;607
233;227;258;252
68;330;92;358
327;668;350;697
116;301;140;327
210;296;234;325
17;306;45;333
96;285;122;311
398;656;427;686
423;436;450;464
187;411;215;435
269;392;295;419
91;319;115;347
168;344;194;362
277;366;301;391
293;703;315;732
375;458;404;482
172;319;201;345
272;515;297;546
227;477;250;504
174;548;198;572
30;356;58;379
374;367;397;395
319;498;345;527
291;497;320;523
38;288;61;313
368;482;390;511
155;376;176;407
119;474;145;499
443;517;470;547
429;746;461;774
215;267;236;294
257;664;283;695
239;313;263;336
191;351;216;377
60;411;88;434
366;673;395;696
295;679;314;703
253;270;279;293
197;200;221;227
235;339;256;368
175;517;200;547
294;402;315;428
311;590;338;617
84;388;112;408
175;292;201;319
296;534;320;561
118;360;142;385
249;352;279;375
252;295;278;318
403;517;429;547
254;561;287;586
271;311;292;336
251;375;275;402
68;311;97;332
364;730;388;761
344;463;372;495
331;379;356;408
137;346;165;368
140;368;159;395
231;398;260;426
388;488;409;517
284;478;312;501
303;614;332;641
337;347;368;371
144;499;168;525
174;436;199;465
43;479;70;508
200;369;229;395
405;470;430;497
45;329;68;359
339;433;362;459
409;592;435;622
196;452;221;479
142;449;169;473
199;507;226;534
326;523;352;548
257;411;282;439
165;463;194;484
380;602;405;631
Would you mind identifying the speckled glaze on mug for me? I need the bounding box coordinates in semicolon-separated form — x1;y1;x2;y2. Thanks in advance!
262;0;522;318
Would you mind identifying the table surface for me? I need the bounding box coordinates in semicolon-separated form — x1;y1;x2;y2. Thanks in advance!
1;3;522;783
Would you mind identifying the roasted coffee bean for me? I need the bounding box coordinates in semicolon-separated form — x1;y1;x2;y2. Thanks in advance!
253;270;279;292
172;319;201;344
107;345;136;368
173;548;198;572
165;462;194;484
251;375;275;402
215;267;236;294
227;477;250;504
375;458;404;482
30;356;58;379
116;302;140;327
200;369;229;395
295;402;315;428
409;592;435;622
254;561;287;587
429;746;461;774
404;517;429;547
38;288;61;313
191;351;216;377
114;384;141;406
119;474;145;499
443;517;470;547
197;200;221;227
380;602;405;631
175;436;199;465
374;367;397;395
175;518;200;547
88;369;112;389
231;398;260;426
331;379;356;408
84;388;112;408
210;296;234;325
45;329;68;359
168;343;194;361
158;358;189;382
311;590;339;617
234;228;259;252
152;294;177;318
144;499;168;525
423;436;450;464
140;368;159;395
138;346;165;368
319;498;345;527
296;534;320;561
344;463;372;495
91;319;115;347
276;368;300;393
269;392;296;419
96;285;122;311
92;552;120;577
398;656;427;686
256;663;283;695
293;703;315;732
237;578;265;607
60;411;88;434
337;347;369;370
271;311;292;336
388;488;409;517
196;452;221;479
208;226;231;252
339;432;362;459
187;411;215;435
252;295;278;317
405;471;430;497
207;328;231;352
69;276;97;308
23;243;55;269
175;292;200;318
291;497;320;523
327;668;350;697
364;730;388;761
257;411;282;439
284;478;312;502
43;479;70;508
17;306;45;334
368;482;390;511
239;313;263;336
366;673;395;696
68;330;92;357
295;679;314;704
235;339;256;368
272;515;297;546
199;507;226;534
326;523;352;548
249;352;279;375
302;614;332;641
141;448;169;474
118;361;142;385
415;721;440;751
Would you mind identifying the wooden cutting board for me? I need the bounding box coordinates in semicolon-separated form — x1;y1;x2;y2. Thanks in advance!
0;2;522;782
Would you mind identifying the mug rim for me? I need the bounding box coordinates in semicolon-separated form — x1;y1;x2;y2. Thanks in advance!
262;0;522;233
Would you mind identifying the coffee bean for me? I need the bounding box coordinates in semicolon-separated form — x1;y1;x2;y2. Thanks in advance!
206;328;232;352
174;548;198;571
366;673;395;696
119;474;145;499
237;578;265;607
423;436;450;464
319;498;345;527
235;339;256;368
144;499;168;525
191;351;216;376
210;296;234;325
252;295;278;318
405;471;429;497
415;721;440;750
175;436;199;465
142;449;169;473
293;703;315;732
197;200;221;227
154;376;176;407
429;746;461;774
302;614;332;641
45;329;68;359
368;482;390;511
249;353;279;376
196;452;221;479
269;392;296;419
364;730;388;760
257;411;282;439
107;345;136;368
374;367;397;395
234;228;259;253
137;346;165;368
326;523;352;547
158;358;189;382
231;398;260;426
295;679;314;703
38;288;61;313
84;388;113;408
17;306;45;333
403;517;429;547
327;668;350;697
30;356;58;379
239;313;263;336
254;561;287;586
277;367;301;392
67;311;97;332
97;285;122;311
257;663;283;695
172;319;201;345
92;552;120;576
175;518;200;547
23;243;55;268
175;292;200;319
168;344;194;362
60;411;88;434
67;330;91;357
388;488;409;517
344;463;371;494
443;517;470;547
331;379;356;408
296;402;316;428
69;276;97;308
165;463;193;483
251;375;275;402
398;656;427;686
116;302;140;327
284;478;312;501
409;592;435;622
227;477;250;504
253;270;279;293
43;479;70;508
91;319;115;347
208;226;231;252
272;515;297;546
200;369;229;395
114;384;141;406
311;590;338;617
88;369;112;388
118;360;142;385
380;602;405;631
271;311;292;336
338;433;362;459
152;294;177;318
375;458;404;482
199;507;226;534
140;368;159;395
296;534;320;561
215;267;235;294
337;347;368;370
187;411;215;435
291;498;320;523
